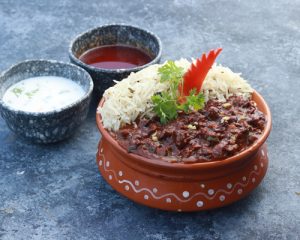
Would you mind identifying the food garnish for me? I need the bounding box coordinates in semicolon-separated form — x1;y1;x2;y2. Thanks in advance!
151;48;222;124
25;89;39;99
12;87;23;97
181;48;222;97
98;51;253;131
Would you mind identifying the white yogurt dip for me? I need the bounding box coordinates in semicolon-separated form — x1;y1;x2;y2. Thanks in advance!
2;76;85;112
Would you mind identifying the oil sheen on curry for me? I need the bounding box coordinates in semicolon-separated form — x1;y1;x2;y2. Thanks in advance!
98;48;267;163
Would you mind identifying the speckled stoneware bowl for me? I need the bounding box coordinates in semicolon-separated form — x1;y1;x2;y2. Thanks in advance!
69;24;162;97
0;60;93;143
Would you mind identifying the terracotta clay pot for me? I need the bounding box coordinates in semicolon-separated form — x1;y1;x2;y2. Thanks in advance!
96;91;272;211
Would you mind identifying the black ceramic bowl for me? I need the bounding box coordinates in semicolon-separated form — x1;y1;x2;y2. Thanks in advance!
69;24;162;97
0;60;94;143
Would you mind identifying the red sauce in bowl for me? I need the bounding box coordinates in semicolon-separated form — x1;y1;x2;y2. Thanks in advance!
79;45;152;69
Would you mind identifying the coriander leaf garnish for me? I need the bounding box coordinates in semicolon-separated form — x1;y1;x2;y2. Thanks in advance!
158;61;184;98
11;87;23;97
158;61;184;82
179;89;205;112
151;61;206;124
25;89;39;99
151;93;178;124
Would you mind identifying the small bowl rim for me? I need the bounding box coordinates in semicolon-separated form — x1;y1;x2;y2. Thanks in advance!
68;23;162;73
0;59;94;116
96;90;272;171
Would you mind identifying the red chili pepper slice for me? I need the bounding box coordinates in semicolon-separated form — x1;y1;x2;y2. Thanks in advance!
179;48;222;98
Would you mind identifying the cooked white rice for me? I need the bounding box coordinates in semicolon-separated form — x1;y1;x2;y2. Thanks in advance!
98;59;253;131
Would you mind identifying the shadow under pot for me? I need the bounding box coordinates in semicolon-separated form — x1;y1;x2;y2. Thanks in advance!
69;24;162;98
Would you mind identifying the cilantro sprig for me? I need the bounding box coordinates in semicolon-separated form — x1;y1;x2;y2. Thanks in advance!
152;92;178;124
177;89;205;113
25;89;39;99
151;61;205;124
158;61;184;98
12;87;23;97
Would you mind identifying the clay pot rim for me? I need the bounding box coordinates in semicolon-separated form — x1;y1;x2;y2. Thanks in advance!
96;90;272;171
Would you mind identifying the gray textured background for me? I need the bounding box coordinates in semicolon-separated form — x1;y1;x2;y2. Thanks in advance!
0;0;299;239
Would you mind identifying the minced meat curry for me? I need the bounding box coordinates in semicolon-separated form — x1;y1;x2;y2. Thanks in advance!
110;95;266;163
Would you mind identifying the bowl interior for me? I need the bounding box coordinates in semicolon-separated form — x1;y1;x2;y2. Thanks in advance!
0;60;93;114
70;24;161;67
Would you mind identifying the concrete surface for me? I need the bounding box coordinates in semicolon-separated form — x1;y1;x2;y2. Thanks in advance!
0;0;299;239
